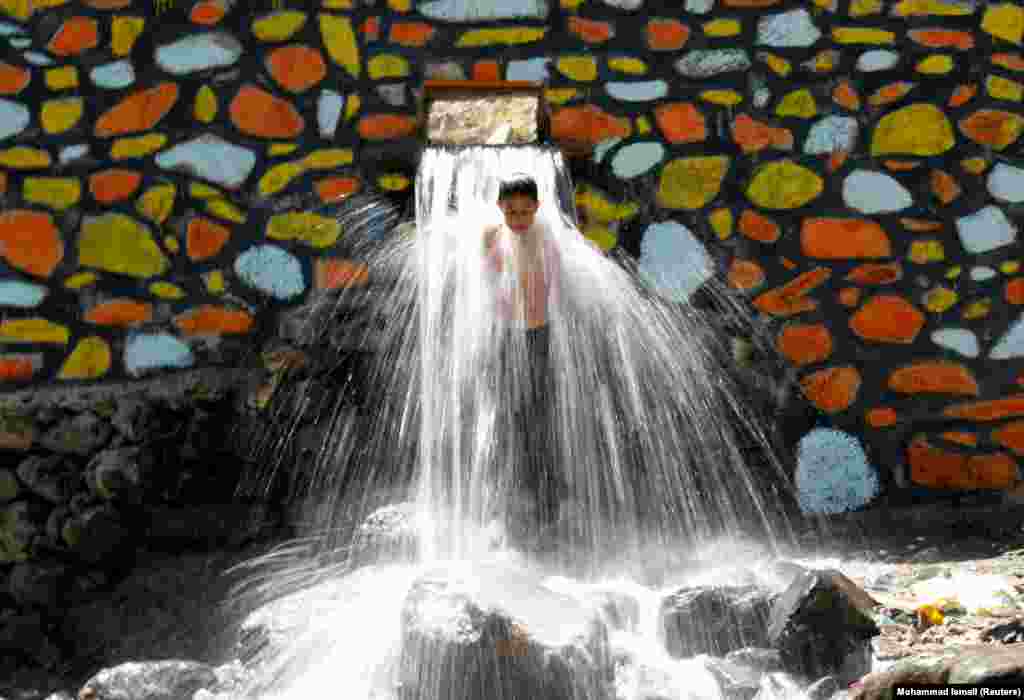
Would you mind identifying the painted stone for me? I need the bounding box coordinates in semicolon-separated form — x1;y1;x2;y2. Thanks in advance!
757;9;822;48
800;366;861;414
795;428;879;514
0;147;50;169
229;85;304;139
154;135;257;189
234;245;306;300
368;55;410;80
857;50;901;71
654;103;705;143
149;282;185;300
90;60;135;89
111;133;167;160
676;49;750;78
317;90;344;138
22;177;79;212
746;160;823;209
78;213;168;279
315;259;369;290
267;46;326;93
58;337;111;380
320;15;360;77
507;58;549;82
637;220;713;301
41;97;84;134
777;323;833;366
871;103;955;155
991;315;1024;360
804;116;858;154
888;361;980;395
955;205;1017;254
551;105;631;146
832;27;896;44
970;266;997;281
266;211;342;248
776;89;817;118
124;333;194;377
252;11;307;41
0;98;28;141
908;438;1018;490
802;218;891;259
47;16;99;57
557;56;597;81
738;210;780;242
0;61;29;95
987;163;1024;202
981;3;1024;44
727;259;765;289
959;110;1024;149
657;156;730;210
0;280;47;307
418;0;547;20
647;19;690;50
84;300;152;326
993;422;1024;454
155;32;243;75
455;27;546;47
753;267;831;316
606;81;668;102
842;170;913;213
704;19;742;37
173;306;254;335
58;144;89;164
850;295;926;343
610;142;665;179
945;397;1024;421
0;210;63;278
110;15;144;56
732;114;793;152
0;319;68;344
95;83;178;137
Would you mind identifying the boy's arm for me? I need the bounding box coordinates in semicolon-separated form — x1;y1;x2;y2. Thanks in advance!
482;224;503;274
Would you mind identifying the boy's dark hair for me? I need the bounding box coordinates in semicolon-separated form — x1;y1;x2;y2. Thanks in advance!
498;174;539;201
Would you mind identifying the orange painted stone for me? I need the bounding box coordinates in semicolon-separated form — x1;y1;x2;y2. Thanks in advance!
89;169;142;204
568;16;613;43
930;169;961;204
0;356;35;382
949;84;977;108
191;1;226;25
960;110;1024;149
846;262;903;285
0;62;30;95
909;29;975;50
472;61;501;82
551;105;631;147
357;114;418;140
781;257;797;270
909;438;1019;489
267;46;327;93
776;323;833;366
942;431;978;447
362;17;380;40
646;19;690;50
85;299;153;326
655;103;706;144
753;267;831;317
95;83;179;137
48;16;100;57
0;210;63;278
727;259;765;290
186;217;230;261
833;80;861;110
230;85;304;138
739;210;780;243
315;258;370;290
885;161;920;172
866;407;898;428
316;176;361;202
888;361;980;396
839;287;862;307
389;21;436;46
801;218;892;259
993;421;1024;454
731;114;793;153
800;366;861;414
993;53;1024;70
827;151;848;174
901;218;944;232
0;172;5;194
174;305;255;335
1005;278;1024;304
850;295;925;343
944;395;1024;421
869;81;914;107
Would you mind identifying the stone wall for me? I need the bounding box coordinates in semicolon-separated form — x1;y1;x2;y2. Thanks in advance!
0;0;1020;505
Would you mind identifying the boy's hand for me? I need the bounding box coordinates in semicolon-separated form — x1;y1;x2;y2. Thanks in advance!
483;224;500;254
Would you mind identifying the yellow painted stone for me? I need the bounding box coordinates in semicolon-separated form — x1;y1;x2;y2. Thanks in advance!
608;57;647;75
982;4;1024;44
268;143;299;156
811;50;837;73
64;272;97;289
762;53;792;77
45;66;78;90
40;98;83;134
988;75;1024;101
456;27;547;48
137;184;176;224
388;0;412;9
204;270;226;294
0;319;69;344
850;0;883;15
189;183;222;199
319;14;360;78
23;177;81;210
746;160;824;210
704;19;741;37
149;281;185;299
871;103;955;156
267;211;342;248
194;85;217;123
259;161;306;196
163;236;179;253
79;213;169;278
658;156;731;210
963;298;992;319
206;198;246;223
111;16;145;57
323;0;353;7
576;187;639;222
378;174;410;191
253;11;307;41
701;90;743;106
368;55;409;79
582;224;617;251
1001;260;1021;273
946;265;962;279
345;94;361;120
636;116;652;134
962;157;989;174
909;239;945;263
893;0;974;15
111;134;167;160
557;56;598;82
917;55;954;74
776;89;817;118
58;337;111;380
832;27;896;43
561;0;584;8
924;286;958;312
545;88;578;104
709;208;733;240
0;0;33;20
0;147;50;169
813;0;837;10
304;148;354;169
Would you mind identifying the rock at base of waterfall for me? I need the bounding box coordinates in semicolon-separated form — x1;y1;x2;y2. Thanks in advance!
851;646;1024;700
350;502;422;568
78;660;218;700
658;584;775;658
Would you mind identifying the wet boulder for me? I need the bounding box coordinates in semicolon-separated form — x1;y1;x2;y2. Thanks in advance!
851;646;1024;700
77;660;217;700
725;647;786;673
705;656;763;700
350;502;422;568
658;584;774;658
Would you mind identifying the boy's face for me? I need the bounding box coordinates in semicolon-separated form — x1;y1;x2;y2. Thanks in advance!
498;194;539;234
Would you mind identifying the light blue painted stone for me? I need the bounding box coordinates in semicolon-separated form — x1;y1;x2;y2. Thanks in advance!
234;245;306;301
990;314;1024;360
638;221;713;302
155;134;256;190
125;333;194;377
0;23;25;36
155;33;243;75
931;327;980;358
956;205;1017;254
593;137;622;164
0;99;30;142
675;49;750;79
804;116;858;154
856;50;900;72
987;163;1024;203
842;170;912;214
418;0;547;21
606;80;668;102
754;87;772;109
90;60;135;89
757;9;822;48
970;266;997;281
8;37;29;49
23;52;53;66
318;90;343;138
59;144;90;164
0;280;46;308
796;428;879;515
507;58;549;82
685;0;714;13
611;142;665;179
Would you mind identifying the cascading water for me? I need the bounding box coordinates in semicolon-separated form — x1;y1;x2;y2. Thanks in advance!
230;145;810;700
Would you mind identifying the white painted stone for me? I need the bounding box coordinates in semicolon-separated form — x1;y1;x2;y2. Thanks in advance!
155;134;256;190
804;116;858;154
753;87;772;109
507;58;549;82
0;280;46;308
8;37;29;49
796;428;879;515
955;205;1017;254
675;50;751;79
685;0;714;13
931;327;980;358
990;314;1024;360
418;0;548;20
125;333;194;377
155;33;243;75
610;142;665;179
0;99;30;142
600;0;643;8
638;220;713;302
23;52;53;66
756;10;822;48
235;245;306;300
317;90;343;138
59;144;89;164
856;50;900;72
842;170;913;214
90;60;135;89
970;266;997;281
987;163;1024;203
605;80;668;102
0;23;25;36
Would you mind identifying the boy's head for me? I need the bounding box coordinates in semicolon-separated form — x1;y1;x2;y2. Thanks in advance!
497;174;539;234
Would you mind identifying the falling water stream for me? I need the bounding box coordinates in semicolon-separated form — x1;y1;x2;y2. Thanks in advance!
235;145;808;700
